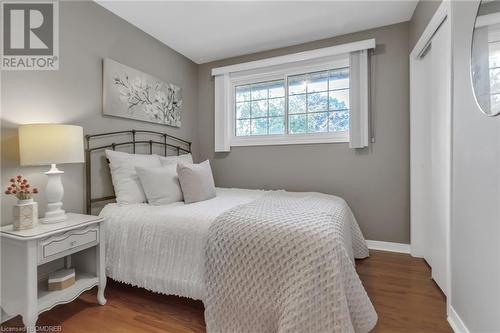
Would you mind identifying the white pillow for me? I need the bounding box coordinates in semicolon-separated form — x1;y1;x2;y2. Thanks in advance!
158;153;193;166
105;150;161;205
135;165;183;205
177;160;216;204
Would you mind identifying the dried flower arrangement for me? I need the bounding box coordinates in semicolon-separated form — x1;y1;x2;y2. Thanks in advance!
5;175;39;200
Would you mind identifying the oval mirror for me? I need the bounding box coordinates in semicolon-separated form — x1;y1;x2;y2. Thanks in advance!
471;0;500;116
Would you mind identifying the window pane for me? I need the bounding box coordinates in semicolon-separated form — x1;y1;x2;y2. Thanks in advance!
308;92;328;112
491;93;500;114
329;111;349;132
329;89;349;110
329;68;349;90
236;102;251;119
268;81;285;98
489;41;500;68
307;112;328;133
308;71;328;93
251;118;268;135
234;79;286;138
236;119;251;136
251;83;268;100
289;114;307;134
236;86;251;102
289;74;307;95
251;100;268;117
288;94;306;114
269;117;285;134
287;66;350;135
490;68;500;94
269;97;284;116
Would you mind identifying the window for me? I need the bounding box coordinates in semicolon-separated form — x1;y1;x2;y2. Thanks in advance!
212;39;373;151
234;68;350;138
232;64;350;143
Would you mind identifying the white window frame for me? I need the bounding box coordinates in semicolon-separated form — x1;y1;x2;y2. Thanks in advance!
229;57;350;147
212;39;375;152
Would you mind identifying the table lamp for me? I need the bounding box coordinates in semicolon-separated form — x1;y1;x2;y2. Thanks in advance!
18;124;84;224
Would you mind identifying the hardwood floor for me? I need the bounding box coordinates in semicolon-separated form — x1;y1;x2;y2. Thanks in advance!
2;250;452;332
356;251;452;333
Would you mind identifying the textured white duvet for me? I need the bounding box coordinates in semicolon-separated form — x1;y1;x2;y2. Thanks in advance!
100;188;265;300
204;191;376;332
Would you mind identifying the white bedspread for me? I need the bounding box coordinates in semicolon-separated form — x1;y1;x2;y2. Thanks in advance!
100;187;376;332
100;188;265;300
204;191;376;333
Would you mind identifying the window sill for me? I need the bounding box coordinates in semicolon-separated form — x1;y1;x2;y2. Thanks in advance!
229;131;349;147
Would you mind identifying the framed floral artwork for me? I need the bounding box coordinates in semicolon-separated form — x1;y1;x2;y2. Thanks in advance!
103;58;182;127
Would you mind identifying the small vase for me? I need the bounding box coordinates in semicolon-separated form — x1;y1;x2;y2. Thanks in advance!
13;198;38;230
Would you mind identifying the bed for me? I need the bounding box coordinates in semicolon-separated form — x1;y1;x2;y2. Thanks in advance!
100;187;265;300
86;130;377;333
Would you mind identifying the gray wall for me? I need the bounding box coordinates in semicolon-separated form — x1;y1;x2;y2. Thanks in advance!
198;22;411;243
450;1;500;331
409;0;442;51
0;1;199;225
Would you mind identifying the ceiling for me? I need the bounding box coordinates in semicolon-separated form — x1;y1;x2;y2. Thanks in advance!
96;1;418;64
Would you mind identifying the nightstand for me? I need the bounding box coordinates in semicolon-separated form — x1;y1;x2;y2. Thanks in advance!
0;213;106;331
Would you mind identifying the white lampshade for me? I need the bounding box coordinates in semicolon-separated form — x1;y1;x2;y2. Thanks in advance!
19;124;84;166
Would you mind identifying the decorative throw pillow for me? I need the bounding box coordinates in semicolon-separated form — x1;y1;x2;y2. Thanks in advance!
135;165;183;205
158;153;193;166
177;160;216;204
105;150;162;205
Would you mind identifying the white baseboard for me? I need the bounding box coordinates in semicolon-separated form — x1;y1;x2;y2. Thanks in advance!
366;240;411;254
448;306;470;333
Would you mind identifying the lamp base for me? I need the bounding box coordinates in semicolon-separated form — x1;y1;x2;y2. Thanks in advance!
40;209;67;224
40;215;67;224
41;164;67;224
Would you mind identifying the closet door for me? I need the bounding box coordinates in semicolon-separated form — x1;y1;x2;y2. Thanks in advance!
410;16;451;296
428;19;451;295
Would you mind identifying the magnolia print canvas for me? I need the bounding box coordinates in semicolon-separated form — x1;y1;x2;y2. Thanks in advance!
103;58;182;127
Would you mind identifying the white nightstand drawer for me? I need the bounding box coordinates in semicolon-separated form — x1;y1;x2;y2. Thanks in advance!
38;226;99;262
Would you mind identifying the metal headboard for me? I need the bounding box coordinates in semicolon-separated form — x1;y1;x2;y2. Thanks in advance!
85;129;191;214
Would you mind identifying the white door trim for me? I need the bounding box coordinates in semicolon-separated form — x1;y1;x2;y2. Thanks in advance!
409;0;452;309
410;2;450;60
